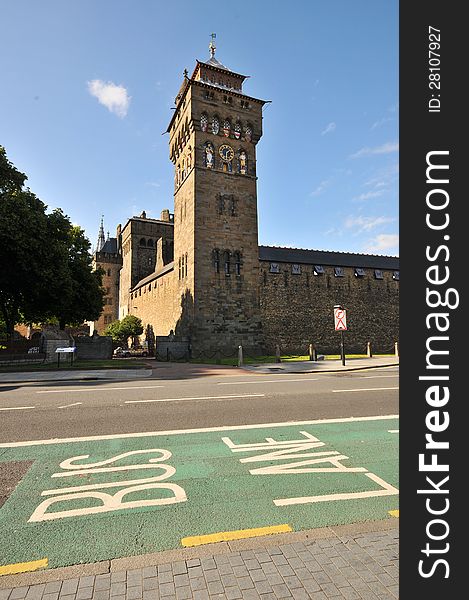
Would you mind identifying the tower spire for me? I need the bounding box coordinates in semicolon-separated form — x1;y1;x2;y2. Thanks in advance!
97;215;105;252
209;32;216;58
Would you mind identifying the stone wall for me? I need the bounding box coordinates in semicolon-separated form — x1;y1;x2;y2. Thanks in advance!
74;335;113;360
259;262;399;355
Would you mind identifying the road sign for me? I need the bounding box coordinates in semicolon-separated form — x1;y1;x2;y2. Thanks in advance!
334;308;347;331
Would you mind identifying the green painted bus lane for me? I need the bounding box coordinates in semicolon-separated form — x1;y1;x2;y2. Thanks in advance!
0;416;398;570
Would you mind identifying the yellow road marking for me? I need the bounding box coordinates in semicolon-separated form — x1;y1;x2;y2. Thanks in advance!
389;509;399;517
0;558;48;576
182;524;292;547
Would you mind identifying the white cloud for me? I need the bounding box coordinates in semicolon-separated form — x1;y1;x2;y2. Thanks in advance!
365;233;399;253
371;117;392;130
345;215;395;233
353;190;385;201
364;163;399;189
88;79;131;118
350;142;399;159
310;179;331;197
321;122;336;136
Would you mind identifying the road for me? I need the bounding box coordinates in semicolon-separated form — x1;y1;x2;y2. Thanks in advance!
0;366;398;442
0;365;399;571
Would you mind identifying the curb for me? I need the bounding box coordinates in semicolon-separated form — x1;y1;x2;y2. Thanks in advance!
240;362;399;375
0;369;153;385
0;519;398;588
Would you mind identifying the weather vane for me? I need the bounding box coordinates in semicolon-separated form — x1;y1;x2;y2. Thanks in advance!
209;32;216;57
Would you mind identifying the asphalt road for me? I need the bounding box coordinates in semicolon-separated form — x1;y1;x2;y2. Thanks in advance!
0;367;398;443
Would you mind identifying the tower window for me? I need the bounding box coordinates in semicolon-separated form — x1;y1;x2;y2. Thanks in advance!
200;113;208;132
354;267;366;277
314;265;325;275
185;253;188;278
212;116;220;135
139;238;146;246
147;239;154;247
213;249;220;273
223;119;231;137
245;125;252;142
234;252;241;276
374;269;384;280
218;195;225;215
224;251;231;276
234;122;242;140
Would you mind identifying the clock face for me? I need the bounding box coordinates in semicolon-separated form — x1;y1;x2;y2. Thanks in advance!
219;144;234;162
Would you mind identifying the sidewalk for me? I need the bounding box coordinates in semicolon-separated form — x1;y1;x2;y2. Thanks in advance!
0;521;398;599
0;357;398;384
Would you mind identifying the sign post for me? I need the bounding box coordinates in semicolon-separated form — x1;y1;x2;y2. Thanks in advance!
333;305;347;366
55;347;76;369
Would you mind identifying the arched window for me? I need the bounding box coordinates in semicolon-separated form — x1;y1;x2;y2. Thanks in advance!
245;124;252;142
147;239;154;247
224;251;231;276
211;116;220;135
200;113;208;132
223;119;231;137
234;122;242;140
234;252;241;276
178;257;181;280
140;238;146;246
237;149;248;175
213;249;220;273
204;142;214;169
185;252;188;278
107;268;111;276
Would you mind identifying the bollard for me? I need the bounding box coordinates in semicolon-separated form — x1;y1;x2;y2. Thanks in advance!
238;345;243;367
309;344;314;361
394;341;399;357
166;347;170;362
367;342;373;358
275;344;281;363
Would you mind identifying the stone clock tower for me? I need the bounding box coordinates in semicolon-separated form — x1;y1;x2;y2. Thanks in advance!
167;37;268;353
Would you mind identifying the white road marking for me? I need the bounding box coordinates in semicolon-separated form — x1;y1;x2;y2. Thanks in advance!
0;414;399;448
332;387;398;393
218;378;319;385
58;402;83;409
0;406;35;411
36;385;165;394
125;393;265;405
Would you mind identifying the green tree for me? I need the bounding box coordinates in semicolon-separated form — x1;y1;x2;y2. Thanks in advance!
104;315;144;347
0;145;104;334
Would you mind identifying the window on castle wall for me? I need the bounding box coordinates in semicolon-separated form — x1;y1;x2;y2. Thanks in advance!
185;253;188;278
218;195;225;215
244;125;252;142
223;119;231;137
107;269;111;276
234;122;241;140
140;238;146;246
212;116;220;135
230;196;236;216
178;257;181;280
147;239;154;247
200;113;208;132
224;251;231;276
234;252;241;276
213;249;220;273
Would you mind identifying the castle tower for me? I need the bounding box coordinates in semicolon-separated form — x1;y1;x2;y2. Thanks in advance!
167;37;268;352
96;215;105;252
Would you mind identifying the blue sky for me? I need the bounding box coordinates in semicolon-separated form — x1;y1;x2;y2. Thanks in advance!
1;0;398;256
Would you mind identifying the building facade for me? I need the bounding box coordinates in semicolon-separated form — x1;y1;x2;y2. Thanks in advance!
94;43;399;354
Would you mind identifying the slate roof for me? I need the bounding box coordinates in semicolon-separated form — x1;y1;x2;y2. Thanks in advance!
259;246;399;270
132;262;174;291
99;238;118;254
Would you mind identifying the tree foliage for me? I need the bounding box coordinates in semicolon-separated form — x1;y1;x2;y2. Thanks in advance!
0;145;104;335
104;315;144;346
